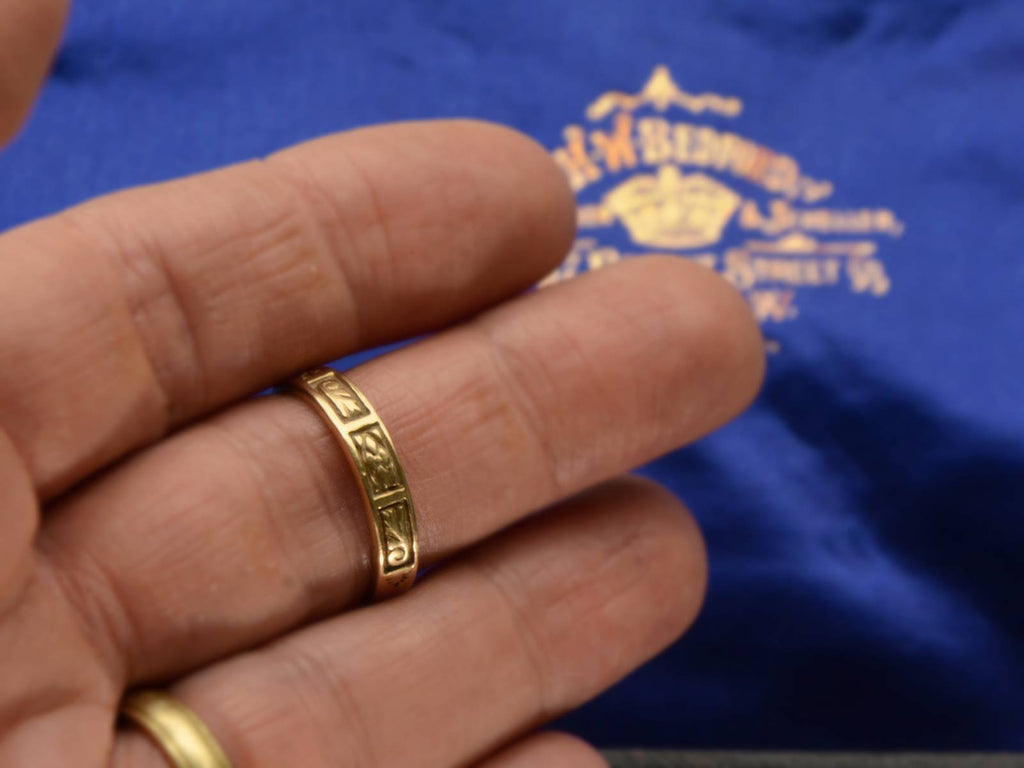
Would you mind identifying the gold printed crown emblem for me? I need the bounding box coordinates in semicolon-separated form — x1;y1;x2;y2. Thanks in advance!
602;165;741;250
546;65;904;327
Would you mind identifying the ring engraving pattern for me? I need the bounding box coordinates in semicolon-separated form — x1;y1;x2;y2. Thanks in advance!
351;423;402;496
285;368;418;601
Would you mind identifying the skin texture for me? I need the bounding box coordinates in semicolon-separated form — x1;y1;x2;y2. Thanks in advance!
0;9;765;767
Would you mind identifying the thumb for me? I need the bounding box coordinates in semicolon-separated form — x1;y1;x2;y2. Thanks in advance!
0;0;70;146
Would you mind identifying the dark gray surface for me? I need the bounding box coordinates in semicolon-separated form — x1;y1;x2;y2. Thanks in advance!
602;753;1024;768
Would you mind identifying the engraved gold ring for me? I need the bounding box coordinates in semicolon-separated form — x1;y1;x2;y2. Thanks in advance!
120;690;232;768
285;367;419;601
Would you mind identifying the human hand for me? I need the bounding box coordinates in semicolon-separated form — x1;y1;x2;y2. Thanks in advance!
0;4;764;766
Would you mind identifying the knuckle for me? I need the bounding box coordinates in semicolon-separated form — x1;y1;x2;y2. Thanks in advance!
465;557;558;719
56;158;345;423
274;642;379;768
591;476;708;647
55;199;187;425
35;540;134;684
270;131;408;269
474;324;566;495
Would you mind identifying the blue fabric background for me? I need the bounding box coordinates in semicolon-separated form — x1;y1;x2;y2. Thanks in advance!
1;0;1022;751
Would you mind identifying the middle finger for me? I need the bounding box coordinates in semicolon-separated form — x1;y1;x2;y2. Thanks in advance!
39;257;763;687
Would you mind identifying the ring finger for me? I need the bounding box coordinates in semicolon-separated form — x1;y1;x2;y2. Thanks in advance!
112;476;707;768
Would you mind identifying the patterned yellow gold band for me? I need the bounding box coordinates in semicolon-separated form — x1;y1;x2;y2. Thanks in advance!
120;691;232;768
285;368;419;601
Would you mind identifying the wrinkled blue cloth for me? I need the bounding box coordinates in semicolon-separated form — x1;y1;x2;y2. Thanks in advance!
1;0;1021;751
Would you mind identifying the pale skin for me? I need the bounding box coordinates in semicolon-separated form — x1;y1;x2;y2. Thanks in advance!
0;3;765;767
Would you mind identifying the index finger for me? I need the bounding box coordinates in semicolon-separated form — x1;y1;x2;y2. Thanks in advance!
0;120;575;495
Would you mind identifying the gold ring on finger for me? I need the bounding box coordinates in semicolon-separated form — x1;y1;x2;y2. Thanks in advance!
120;690;232;768
285;367;419;602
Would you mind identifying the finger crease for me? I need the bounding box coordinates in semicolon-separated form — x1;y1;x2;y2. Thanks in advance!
34;541;134;686
208;419;325;618
274;642;380;768
261;153;373;354
58;207;186;428
472;323;563;499
461;557;556;722
332;143;399;310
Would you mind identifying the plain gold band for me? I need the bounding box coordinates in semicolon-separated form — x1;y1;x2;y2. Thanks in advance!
285;367;419;601
120;691;232;768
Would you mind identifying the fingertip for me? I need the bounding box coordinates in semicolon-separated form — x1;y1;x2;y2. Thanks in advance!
0;0;70;146
686;259;768;413
598;256;766;431
418;119;579;278
528;476;708;682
